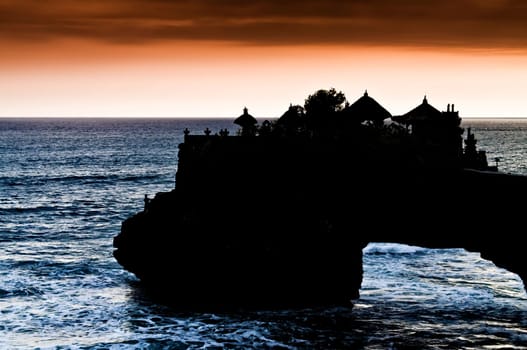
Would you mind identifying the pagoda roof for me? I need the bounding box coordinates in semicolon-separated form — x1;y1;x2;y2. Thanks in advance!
276;104;303;126
393;96;442;124
234;107;257;127
342;91;392;123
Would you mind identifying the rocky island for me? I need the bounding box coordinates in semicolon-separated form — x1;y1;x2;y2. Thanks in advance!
113;89;527;308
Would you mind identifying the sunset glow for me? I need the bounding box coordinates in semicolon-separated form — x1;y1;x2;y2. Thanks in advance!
1;0;527;118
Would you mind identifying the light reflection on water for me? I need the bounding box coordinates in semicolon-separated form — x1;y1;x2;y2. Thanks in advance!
462;118;527;175
0;118;526;349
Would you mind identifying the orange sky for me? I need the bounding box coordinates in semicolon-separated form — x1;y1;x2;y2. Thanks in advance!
1;0;527;118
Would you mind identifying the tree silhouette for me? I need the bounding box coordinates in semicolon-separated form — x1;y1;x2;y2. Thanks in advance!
305;88;346;115
304;88;346;131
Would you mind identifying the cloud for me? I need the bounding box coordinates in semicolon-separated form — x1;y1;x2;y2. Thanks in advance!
1;0;527;48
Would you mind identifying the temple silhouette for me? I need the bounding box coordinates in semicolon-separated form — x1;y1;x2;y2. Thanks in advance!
113;89;526;309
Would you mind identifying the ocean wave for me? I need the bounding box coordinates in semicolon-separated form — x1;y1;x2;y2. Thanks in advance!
0;206;57;214
0;283;44;298
44;173;164;184
0;205;99;216
363;243;427;255
0;173;164;187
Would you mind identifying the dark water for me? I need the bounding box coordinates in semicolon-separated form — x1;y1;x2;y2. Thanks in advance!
0;118;526;349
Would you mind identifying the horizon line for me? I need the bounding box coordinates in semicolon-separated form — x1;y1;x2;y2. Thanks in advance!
2;116;527;120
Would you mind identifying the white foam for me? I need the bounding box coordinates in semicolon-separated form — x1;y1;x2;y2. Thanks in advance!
363;242;427;255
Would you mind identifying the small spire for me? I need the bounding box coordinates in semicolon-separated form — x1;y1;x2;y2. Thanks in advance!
243;107;248;115
364;90;368;97
423;95;428;104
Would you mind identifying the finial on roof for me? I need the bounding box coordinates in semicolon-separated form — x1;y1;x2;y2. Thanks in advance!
364;90;368;97
243;107;248;114
423;95;428;104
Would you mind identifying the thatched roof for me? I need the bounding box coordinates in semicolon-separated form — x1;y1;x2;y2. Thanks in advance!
276;104;303;127
234;107;257;127
343;91;392;123
393;96;442;124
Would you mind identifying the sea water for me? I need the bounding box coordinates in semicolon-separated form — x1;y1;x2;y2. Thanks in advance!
0;118;526;349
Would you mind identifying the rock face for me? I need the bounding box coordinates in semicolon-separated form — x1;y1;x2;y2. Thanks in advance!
113;97;527;308
114;135;368;308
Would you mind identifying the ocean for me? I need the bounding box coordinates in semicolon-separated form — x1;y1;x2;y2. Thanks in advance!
0;118;526;349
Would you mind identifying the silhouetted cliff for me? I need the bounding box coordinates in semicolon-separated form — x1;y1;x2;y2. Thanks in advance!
113;91;526;308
